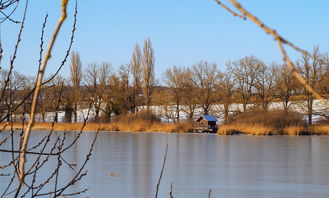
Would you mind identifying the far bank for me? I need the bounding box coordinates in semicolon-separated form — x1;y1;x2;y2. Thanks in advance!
1;122;329;136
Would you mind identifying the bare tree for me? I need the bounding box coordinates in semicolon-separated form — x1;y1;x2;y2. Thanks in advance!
108;73;126;115
217;71;234;124
255;63;278;111
119;64;133;113
106;65;134;117
228;56;261;112
0;70;30;121
130;44;142;113
192;61;221;115
46;75;65;122
164;66;191;122
70;51;82;122
62;80;74;123
181;68;198;120
275;64;298;111
154;88;176;123
142;38;156;113
297;47;325;125
84;62;111;122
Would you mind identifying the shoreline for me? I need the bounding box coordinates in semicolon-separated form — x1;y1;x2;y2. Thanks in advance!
0;122;191;133
218;124;329;136
1;122;329;136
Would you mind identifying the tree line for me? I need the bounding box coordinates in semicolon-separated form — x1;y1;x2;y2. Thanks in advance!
1;39;328;125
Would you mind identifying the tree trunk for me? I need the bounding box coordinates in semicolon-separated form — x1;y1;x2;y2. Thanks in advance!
283;100;289;112
188;108;194;121
95;108;99;123
262;99;268;111
242;102;247;112
74;100;77;123
307;97;313;125
42;112;45;122
224;104;229;124
176;103;180;122
203;106;209;115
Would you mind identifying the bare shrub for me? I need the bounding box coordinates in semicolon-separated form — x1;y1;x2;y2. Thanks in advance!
228;110;306;134
114;110;161;123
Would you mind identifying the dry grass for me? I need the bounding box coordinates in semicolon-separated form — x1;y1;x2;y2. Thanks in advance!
218;124;329;136
109;120;191;133
218;124;274;135
282;125;329;136
308;125;329;135
283;126;305;136
0;121;192;133
229;110;305;130
220;110;308;135
2;120;329;135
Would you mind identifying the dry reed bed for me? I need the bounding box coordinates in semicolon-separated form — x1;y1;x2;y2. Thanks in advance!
218;124;329;136
2;122;329;135
0;121;191;133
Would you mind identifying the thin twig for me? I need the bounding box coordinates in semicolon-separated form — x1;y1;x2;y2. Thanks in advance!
42;0;77;85
49;128;100;197
0;1;20;23
37;13;48;73
213;0;245;20
0;0;27;108
155;143;168;198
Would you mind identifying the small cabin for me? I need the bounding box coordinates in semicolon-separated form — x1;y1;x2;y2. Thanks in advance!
195;115;218;133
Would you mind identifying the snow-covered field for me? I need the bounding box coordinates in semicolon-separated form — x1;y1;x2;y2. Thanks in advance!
151;99;328;124
16;99;327;124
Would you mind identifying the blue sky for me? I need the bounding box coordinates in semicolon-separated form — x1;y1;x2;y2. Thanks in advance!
2;0;329;80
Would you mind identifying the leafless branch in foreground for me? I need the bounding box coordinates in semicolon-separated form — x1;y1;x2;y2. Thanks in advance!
17;1;70;195
0;1;77;124
0;1;99;197
213;0;329;108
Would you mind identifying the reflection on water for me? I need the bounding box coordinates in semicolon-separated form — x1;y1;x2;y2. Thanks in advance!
1;131;329;198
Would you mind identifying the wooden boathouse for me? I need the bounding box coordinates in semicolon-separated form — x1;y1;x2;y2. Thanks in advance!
194;115;218;133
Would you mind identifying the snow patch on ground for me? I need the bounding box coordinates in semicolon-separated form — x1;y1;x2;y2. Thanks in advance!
13;100;329;124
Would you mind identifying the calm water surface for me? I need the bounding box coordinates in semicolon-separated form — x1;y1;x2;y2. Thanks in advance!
1;131;329;198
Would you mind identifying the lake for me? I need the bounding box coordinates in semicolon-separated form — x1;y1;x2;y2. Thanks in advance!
1;131;329;197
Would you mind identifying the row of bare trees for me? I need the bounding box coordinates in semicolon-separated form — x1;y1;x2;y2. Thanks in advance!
161;47;329;124
51;38;156;123
1;45;328;125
